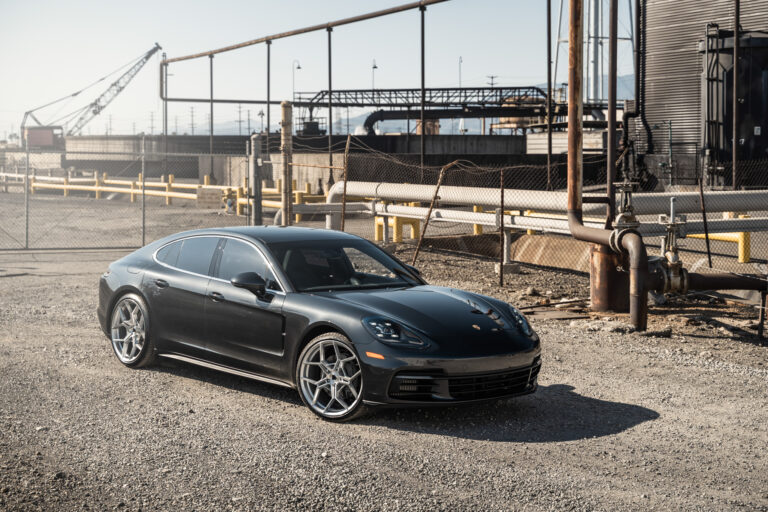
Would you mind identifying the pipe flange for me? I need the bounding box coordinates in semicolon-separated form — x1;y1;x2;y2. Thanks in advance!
610;228;640;255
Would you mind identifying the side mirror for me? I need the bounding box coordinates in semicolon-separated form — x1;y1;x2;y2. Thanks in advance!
404;264;421;277
231;272;266;296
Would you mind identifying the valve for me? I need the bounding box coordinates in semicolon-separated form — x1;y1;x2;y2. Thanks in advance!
613;181;640;229
655;197;689;293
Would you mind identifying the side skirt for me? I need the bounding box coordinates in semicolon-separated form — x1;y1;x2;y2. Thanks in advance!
158;353;295;389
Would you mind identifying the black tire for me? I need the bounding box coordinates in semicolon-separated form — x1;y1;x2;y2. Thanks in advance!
296;332;368;422
109;292;156;368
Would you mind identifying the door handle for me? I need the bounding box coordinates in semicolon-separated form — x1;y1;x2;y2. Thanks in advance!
154;279;169;288
209;292;225;302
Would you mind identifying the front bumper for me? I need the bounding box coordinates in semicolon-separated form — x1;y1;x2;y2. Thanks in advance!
359;345;541;406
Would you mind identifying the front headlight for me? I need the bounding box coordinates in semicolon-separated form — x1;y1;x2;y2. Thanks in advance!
362;317;428;348
507;305;533;337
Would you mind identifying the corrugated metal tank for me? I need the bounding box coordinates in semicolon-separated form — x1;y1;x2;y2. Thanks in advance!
630;0;768;186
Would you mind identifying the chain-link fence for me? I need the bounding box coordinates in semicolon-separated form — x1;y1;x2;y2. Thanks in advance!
1;135;766;286
0;139;249;250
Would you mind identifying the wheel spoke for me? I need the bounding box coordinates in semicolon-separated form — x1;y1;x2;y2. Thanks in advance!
345;383;359;399
333;342;342;365
301;376;319;386
121;340;130;359
311;387;321;405
335;394;349;410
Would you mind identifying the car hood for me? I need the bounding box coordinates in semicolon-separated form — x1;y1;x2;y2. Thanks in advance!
323;285;535;352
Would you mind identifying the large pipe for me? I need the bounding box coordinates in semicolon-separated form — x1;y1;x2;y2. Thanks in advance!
620;231;648;330
320;197;768;236
688;272;765;292
567;0;613;247
163;0;449;64
733;0;740;190
607;0;618;220
326;180;768;216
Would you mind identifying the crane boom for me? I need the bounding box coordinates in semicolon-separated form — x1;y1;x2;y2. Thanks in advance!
66;43;162;136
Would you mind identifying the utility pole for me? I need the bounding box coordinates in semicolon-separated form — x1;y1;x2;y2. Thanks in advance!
258;110;265;133
149;112;155;135
237;104;243;135
486;75;498;87
108;115;113;135
190;107;195;135
247;110;251;134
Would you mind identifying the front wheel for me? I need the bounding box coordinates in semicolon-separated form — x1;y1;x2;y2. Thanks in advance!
296;333;367;421
110;293;156;368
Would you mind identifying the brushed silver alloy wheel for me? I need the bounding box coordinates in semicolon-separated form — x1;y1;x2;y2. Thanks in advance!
110;297;147;365
299;338;363;419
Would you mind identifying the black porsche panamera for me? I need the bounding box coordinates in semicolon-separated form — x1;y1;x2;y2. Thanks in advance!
98;226;541;421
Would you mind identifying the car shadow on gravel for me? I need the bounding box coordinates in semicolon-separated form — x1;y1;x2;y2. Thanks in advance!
149;360;301;404
364;384;660;443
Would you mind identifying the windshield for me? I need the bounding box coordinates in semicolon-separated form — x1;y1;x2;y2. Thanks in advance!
267;239;421;292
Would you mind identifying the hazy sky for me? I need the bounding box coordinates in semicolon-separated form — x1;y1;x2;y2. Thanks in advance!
1;0;635;138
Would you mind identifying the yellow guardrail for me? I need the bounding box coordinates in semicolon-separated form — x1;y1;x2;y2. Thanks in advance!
1;171;325;217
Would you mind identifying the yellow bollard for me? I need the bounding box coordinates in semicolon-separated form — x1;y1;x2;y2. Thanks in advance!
130;181;136;203
166;174;174;205
94;173;101;199
294;191;305;222
63;175;69;197
473;205;483;235
29;176;35;195
392;217;404;243
738;214;751;263
236;187;244;216
305;182;312;194
204;175;210;186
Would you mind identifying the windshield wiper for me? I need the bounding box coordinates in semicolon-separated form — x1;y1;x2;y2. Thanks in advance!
391;267;419;285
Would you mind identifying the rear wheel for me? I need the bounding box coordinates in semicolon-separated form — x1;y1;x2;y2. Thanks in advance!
110;293;156;368
297;333;367;421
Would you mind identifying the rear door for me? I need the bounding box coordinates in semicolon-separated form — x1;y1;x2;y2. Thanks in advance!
143;236;219;357
204;237;286;375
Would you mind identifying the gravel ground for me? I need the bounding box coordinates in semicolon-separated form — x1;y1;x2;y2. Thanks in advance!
1;248;767;511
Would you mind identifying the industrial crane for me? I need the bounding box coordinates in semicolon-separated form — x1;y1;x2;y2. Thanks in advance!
66;43;161;135
20;43;162;144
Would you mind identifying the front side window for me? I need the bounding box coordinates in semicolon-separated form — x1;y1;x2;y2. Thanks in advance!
217;238;278;287
174;237;219;276
268;239;420;292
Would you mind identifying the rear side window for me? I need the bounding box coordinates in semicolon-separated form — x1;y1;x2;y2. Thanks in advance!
218;238;276;285
174;237;219;276
156;241;181;267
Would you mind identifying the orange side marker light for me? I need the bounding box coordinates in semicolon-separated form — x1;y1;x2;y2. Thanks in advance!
365;351;385;360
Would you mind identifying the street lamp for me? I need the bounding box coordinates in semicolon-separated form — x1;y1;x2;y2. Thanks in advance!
371;59;378;91
258;110;265;134
292;60;302;102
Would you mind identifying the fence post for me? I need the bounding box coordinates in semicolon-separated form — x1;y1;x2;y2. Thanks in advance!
250;134;263;226
412;161;456;265
24;142;29;249
499;168;505;287
340;134;351;232
280;101;293;226
166;174;174;206
141;135;146;247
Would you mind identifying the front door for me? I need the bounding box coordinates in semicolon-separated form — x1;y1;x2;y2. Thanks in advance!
204;237;285;375
143;235;219;358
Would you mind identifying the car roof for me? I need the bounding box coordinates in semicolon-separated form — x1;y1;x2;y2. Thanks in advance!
169;226;362;244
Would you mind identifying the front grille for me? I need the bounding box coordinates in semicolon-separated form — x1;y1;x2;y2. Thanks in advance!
389;358;540;402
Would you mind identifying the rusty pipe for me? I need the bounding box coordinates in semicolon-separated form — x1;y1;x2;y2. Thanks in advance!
688;273;766;292
567;0;613;247
618;230;649;331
